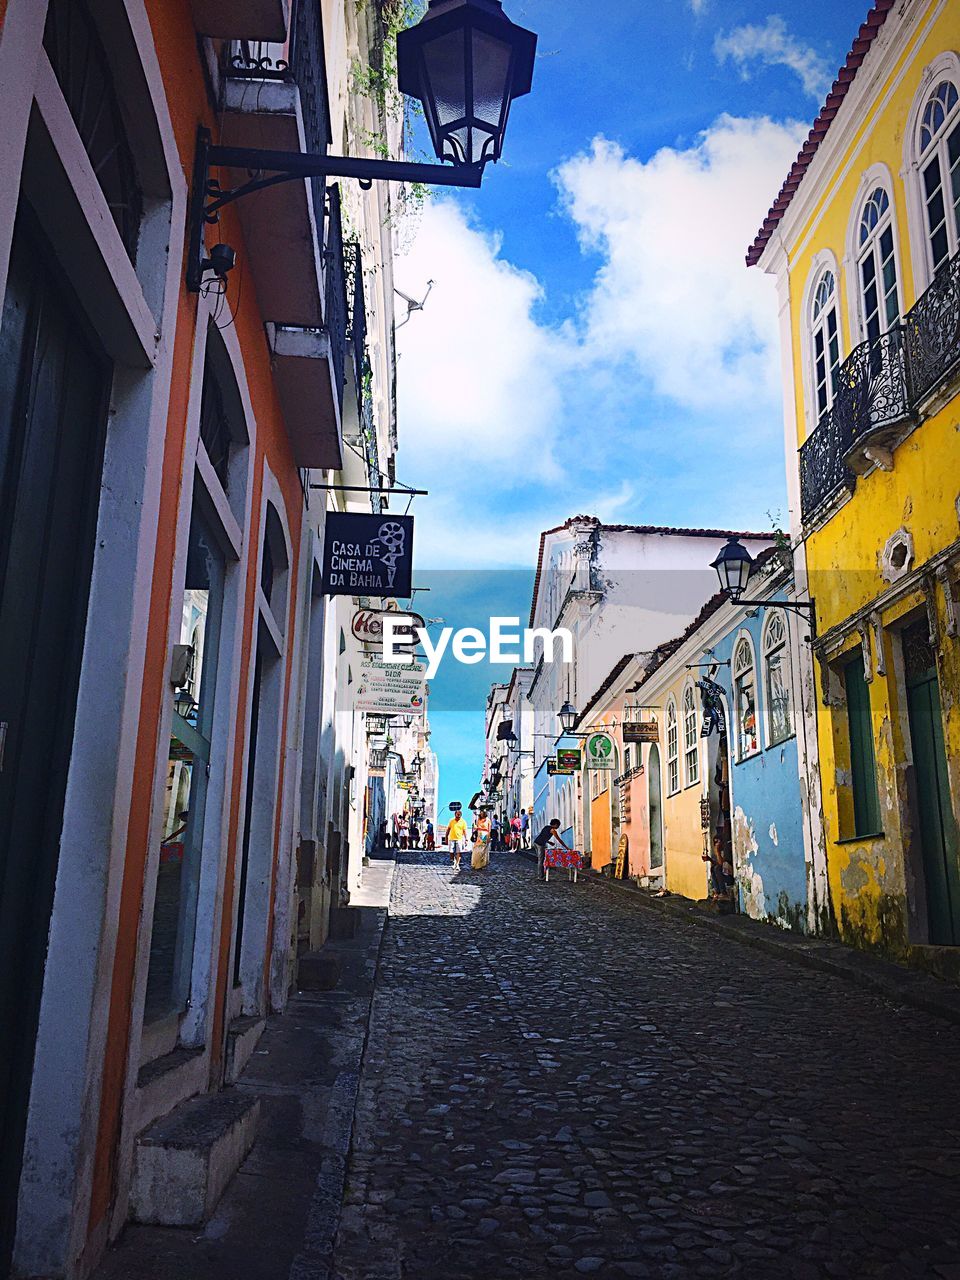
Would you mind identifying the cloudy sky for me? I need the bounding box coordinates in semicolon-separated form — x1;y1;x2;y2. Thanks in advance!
391;0;869;812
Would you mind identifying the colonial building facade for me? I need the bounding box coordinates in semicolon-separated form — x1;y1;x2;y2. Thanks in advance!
0;0;402;1273
751;0;960;972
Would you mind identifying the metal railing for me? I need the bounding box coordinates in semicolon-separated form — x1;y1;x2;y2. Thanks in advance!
800;247;960;524
323;184;348;418
348;241;368;410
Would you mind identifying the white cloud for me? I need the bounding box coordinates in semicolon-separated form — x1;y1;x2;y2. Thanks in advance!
688;0;708;13
714;16;833;101
553;116;806;414
395;201;564;481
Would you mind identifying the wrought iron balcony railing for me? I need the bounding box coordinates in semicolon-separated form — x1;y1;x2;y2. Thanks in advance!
323;184;348;418
800;247;960;524
348;241;368;411
904;248;960;407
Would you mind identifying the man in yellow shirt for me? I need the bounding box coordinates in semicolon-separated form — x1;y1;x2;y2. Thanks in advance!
447;809;469;872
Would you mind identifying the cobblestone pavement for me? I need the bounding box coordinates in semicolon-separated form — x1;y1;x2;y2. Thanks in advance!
333;851;960;1280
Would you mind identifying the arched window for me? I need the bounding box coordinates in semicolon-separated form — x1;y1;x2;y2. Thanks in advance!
810;268;841;420
665;698;679;795
682;684;699;785
918;78;960;274
733;636;759;759
857;187;900;342
763;613;793;746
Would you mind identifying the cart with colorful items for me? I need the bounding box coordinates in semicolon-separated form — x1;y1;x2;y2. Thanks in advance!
542;846;584;882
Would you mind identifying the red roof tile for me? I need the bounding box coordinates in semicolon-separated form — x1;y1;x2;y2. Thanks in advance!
746;0;896;268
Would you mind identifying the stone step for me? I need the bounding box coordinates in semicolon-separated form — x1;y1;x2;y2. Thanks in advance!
130;1089;260;1226
225;1015;265;1084
297;949;341;991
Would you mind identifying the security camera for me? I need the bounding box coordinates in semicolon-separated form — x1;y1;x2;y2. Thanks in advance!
201;242;236;281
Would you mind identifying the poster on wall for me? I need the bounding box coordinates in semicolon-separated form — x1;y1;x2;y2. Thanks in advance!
355;656;426;716
321;513;414;598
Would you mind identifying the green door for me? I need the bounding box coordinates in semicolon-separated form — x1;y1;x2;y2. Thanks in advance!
903;621;960;945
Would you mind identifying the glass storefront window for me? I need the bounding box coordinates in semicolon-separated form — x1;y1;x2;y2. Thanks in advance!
144;505;225;1023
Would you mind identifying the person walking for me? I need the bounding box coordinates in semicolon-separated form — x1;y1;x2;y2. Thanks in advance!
510;813;521;850
409;817;420;848
520;808;531;849
533;818;571;881
424;819;435;852
447;808;469;872
471;810;492;871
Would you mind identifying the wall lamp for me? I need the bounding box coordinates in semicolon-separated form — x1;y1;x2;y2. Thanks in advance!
710;537;816;641
187;0;537;291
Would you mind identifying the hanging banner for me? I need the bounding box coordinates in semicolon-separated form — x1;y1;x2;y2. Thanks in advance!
585;732;615;769
321;513;414;598
556;747;582;770
355;656;426;716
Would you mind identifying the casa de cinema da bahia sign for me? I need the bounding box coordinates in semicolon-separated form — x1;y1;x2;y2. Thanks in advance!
321;512;414;598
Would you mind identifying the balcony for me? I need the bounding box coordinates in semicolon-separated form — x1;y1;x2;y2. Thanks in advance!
799;249;960;524
220;0;331;326
264;186;348;468
192;0;288;41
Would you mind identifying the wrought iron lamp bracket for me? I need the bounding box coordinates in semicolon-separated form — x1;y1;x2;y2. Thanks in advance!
186;126;484;292
736;597;817;641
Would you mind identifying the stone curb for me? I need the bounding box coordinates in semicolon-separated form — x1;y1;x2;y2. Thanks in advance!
292;862;395;1280
580;866;960;1028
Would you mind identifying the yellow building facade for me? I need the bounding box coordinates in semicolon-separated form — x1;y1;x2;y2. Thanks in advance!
754;0;960;972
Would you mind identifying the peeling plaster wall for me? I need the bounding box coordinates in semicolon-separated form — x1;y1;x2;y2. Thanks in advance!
710;600;809;930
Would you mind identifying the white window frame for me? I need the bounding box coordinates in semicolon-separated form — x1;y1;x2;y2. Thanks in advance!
808;264;842;423
903;56;960;294
855;184;901;343
732;633;760;761
681;682;699;787
762;611;794;749
665;696;680;796
917;77;960;278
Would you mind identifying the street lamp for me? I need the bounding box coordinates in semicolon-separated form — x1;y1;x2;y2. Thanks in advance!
187;0;538;290
710;536;754;601
397;0;538;170
709;537;817;641
558;700;578;735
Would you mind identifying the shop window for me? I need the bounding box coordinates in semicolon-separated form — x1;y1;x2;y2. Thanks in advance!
666;697;679;795
733;635;759;758
43;0;142;261
763;613;793;746
918;79;960;275
857;187;900;342
682;683;699;785
844;652;882;837
144;506;225;1022
810;268;841;420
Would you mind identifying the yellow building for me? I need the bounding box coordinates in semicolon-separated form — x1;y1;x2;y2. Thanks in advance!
752;0;960;973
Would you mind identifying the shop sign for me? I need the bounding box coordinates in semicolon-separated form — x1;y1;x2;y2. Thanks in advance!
352;606;425;649
556;747;582;770
586;732;615;769
355;656;427;716
366;714;388;736
321;513;414;598
623;720;659;743
546;757;574;776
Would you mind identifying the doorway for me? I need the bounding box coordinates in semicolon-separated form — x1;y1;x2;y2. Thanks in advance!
903;619;960;945
648;744;664;871
0;210;110;1266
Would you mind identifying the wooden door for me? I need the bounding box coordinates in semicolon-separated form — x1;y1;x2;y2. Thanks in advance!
0;210;110;1267
648;745;664;870
903;621;960;945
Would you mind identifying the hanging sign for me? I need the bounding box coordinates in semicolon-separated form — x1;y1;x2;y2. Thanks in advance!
321;513;414;598
547;757;574;776
586;732;615;769
556;747;582;770
355;656;427;716
623;720;659;743
352;606;425;648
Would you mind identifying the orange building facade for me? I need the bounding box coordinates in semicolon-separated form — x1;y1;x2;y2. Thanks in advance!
0;0;399;1274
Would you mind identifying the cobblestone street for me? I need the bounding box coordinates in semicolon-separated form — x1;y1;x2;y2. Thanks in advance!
334;851;960;1280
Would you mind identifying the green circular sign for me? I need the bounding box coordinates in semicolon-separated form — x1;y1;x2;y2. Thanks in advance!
587;732;614;762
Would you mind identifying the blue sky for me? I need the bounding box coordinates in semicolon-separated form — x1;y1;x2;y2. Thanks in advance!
392;0;870;811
